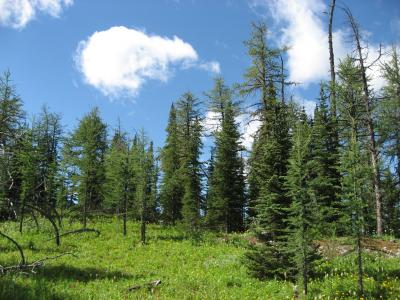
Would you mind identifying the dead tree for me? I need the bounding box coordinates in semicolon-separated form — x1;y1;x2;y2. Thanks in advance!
328;0;337;118
344;7;383;236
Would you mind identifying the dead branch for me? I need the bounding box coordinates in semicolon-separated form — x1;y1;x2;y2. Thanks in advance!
0;252;76;275
44;228;100;242
0;231;25;265
24;203;60;246
126;279;162;292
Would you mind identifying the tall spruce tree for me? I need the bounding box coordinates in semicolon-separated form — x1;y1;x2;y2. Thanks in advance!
33;106;62;213
160;104;184;224
243;22;292;280
176;92;203;234
64;107;107;227
105;126;133;235
131;130;158;244
378;46;400;235
0;70;24;220
205;78;245;232
286;115;320;295
309;85;342;235
337;57;372;298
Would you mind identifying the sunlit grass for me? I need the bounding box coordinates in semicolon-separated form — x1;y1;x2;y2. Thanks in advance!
0;218;399;299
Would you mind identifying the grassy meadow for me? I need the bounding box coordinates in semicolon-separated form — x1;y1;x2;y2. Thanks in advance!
1;218;399;299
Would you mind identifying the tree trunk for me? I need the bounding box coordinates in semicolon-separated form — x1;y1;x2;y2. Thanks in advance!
345;8;383;235
123;186;127;236
140;218;146;245
356;230;364;299
328;0;337;118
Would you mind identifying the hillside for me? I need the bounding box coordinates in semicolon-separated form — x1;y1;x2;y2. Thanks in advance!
1;219;399;299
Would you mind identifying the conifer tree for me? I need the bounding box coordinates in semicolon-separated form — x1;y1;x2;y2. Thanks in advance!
205;78;245;232
380;46;400;190
337;56;371;298
286;115;320;295
243;22;292;280
160;104;184;224
176;92;203;234
105;126;132;235
64;107;107;227
309;85;342;235
131;130;158;244
0;70;24;220
32;106;62;213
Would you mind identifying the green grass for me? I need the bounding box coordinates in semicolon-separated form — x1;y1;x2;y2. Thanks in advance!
1;218;399;299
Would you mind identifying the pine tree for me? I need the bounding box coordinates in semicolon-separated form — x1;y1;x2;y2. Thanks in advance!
309;84;342;235
0;70;25;220
105;126;133;235
242;22;292;280
286;115;320;295
33;106;62;213
176;92;203;234
337;56;371;298
379;46;400;191
160;104;184;224
206;78;245;232
131;130;158;244
381;169;400;236
64;107;107;227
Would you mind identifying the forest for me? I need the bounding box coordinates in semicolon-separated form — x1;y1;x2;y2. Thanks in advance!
1;1;400;299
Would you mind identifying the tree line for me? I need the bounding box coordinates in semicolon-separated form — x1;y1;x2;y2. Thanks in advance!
1;3;399;297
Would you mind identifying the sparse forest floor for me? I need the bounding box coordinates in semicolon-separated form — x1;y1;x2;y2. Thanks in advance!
1;218;399;299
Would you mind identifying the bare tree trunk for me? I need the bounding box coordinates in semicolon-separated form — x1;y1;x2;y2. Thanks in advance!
345;8;383;236
19;203;25;234
140;217;146;245
328;0;337;118
123;186;127;236
280;55;285;104
356;230;364;299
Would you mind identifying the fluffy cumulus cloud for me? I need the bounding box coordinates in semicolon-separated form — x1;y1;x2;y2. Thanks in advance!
250;0;347;85
249;0;396;92
75;26;220;98
0;0;72;29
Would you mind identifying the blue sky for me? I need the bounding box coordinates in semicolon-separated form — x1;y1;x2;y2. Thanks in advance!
0;0;399;150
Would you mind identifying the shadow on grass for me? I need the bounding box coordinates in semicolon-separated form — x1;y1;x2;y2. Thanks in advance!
34;264;138;283
0;277;75;300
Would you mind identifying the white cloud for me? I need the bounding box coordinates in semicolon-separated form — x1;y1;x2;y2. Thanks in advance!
250;0;348;86
75;26;220;98
238;115;260;151
0;0;72;29
198;61;221;74
249;0;395;92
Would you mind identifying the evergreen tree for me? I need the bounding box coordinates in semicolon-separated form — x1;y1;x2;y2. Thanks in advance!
32;106;62;213
0;70;25;220
131;130;158;244
160;104;183;224
206;78;245;232
286;116;320;295
105;126;133;235
379;46;400;189
64;107;107;227
145;141;159;223
337;57;371;298
243;22;292;280
381;169;400;236
309;85;342;235
176;92;203;234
